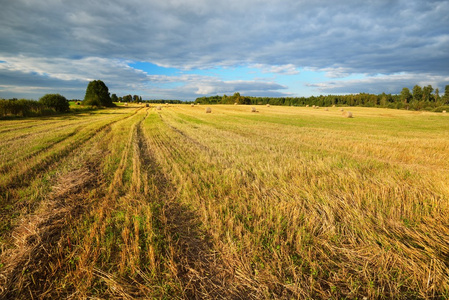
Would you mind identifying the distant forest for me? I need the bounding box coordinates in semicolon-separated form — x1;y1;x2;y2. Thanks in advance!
195;85;449;111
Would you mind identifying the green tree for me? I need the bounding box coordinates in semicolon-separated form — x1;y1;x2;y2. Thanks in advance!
400;87;412;103
39;94;70;112
422;85;434;102
83;80;113;107
123;94;132;103
232;92;241;104
442;85;449;104
111;93;118;103
412;85;423;102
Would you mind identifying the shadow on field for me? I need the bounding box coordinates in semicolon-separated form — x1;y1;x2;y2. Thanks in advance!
136;120;241;299
0;162;102;299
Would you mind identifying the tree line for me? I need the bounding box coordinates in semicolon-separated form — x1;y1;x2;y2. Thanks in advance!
195;85;449;111
0;94;70;118
113;94;182;104
0;80;114;118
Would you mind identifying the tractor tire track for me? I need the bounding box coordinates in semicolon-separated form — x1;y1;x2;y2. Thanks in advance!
0;108;143;227
138;113;237;299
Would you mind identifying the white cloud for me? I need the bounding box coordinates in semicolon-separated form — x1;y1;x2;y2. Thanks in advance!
0;0;448;99
307;73;449;94
252;64;300;75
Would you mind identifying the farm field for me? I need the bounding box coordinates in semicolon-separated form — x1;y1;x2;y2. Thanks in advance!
0;104;448;299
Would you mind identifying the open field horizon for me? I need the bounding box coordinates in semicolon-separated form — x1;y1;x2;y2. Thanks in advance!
1;104;448;299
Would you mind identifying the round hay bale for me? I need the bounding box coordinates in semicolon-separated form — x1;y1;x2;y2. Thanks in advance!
156;106;161;110
124;102;128;106
306;105;309;107
312;105;316;108
332;105;336;107
340;108;344;112
342;111;353;118
234;103;237;105
205;107;212;113
191;104;194;107
266;104;270;107
325;108;329;111
443;110;447;113
251;107;257;112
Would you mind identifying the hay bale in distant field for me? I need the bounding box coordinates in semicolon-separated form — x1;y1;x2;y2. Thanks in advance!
266;104;270;107
312;105;315;108
234;103;237;105
156;106;161;110
306;105;309;107
325;108;329;111
251;107;257;112
342;111;353;118
315;106;320;109
332;105;336;107
443;110;447;113
205;107;212;113
145;103;149;107
124;102;128;106
191;104;194;107
340;108;344;112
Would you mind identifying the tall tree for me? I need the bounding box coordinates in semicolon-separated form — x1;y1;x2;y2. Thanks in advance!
443;85;449;104
412;85;423;102
400;87;412;103
422;85;434;102
83;80;113;107
232;92;241;104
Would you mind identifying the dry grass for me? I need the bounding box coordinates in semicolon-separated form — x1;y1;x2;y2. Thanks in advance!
1;105;448;299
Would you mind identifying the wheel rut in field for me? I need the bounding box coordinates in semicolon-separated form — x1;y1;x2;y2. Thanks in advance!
136;117;236;298
0;108;143;209
0;161;103;299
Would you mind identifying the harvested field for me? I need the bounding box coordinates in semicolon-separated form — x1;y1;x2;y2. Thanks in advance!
1;104;448;299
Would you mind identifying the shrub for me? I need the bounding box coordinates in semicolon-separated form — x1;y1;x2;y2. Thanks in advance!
433;106;449;113
0;99;46;117
39;94;70;112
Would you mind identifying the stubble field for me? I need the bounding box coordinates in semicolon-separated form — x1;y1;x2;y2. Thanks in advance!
0;104;448;299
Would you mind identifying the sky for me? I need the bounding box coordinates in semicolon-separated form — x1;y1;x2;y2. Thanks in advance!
0;0;448;101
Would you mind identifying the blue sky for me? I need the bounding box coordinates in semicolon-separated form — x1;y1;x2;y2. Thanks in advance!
0;0;448;100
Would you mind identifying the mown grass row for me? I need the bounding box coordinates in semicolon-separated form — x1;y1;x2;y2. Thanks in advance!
0;108;139;256
0;104;448;299
144;105;449;298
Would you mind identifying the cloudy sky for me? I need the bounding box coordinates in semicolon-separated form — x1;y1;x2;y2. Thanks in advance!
1;0;448;100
